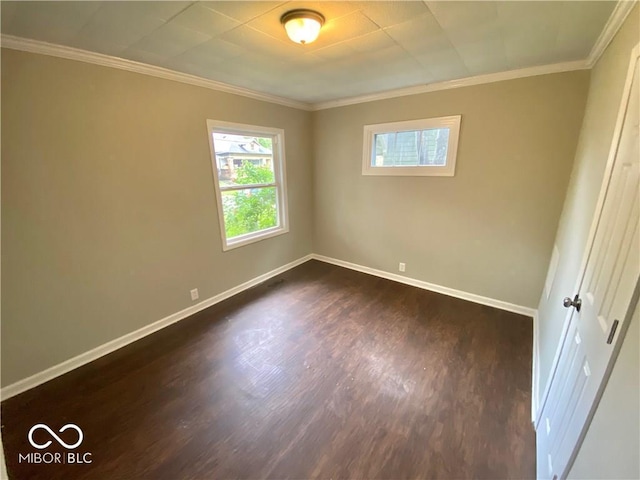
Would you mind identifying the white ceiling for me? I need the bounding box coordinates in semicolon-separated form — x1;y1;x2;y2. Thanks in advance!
1;1;616;104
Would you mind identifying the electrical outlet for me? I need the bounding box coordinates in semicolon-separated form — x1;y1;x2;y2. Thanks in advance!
399;262;406;272
190;288;199;301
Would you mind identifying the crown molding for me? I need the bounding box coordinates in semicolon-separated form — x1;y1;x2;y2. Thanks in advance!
0;34;314;111
311;60;589;111
3;0;632;117
586;1;637;68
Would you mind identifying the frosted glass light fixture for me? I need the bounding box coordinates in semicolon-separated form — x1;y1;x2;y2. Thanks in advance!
280;10;325;45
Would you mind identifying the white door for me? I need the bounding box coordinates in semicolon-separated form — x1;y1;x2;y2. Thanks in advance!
538;51;640;480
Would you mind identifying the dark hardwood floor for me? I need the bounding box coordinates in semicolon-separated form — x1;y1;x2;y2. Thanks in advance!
1;260;535;479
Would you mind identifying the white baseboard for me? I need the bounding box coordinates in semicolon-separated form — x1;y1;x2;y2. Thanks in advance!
311;254;537;317
312;254;540;424
1;252;537;401
532;310;540;425
0;254;313;401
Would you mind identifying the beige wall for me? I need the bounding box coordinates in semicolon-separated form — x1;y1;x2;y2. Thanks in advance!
536;6;639;404
568;297;640;480
1;49;313;386
1;21;627;393
312;71;589;308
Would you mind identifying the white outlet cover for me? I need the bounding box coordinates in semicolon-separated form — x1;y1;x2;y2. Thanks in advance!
190;288;199;301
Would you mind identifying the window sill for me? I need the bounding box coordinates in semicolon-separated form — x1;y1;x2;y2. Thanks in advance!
362;166;455;176
222;225;289;251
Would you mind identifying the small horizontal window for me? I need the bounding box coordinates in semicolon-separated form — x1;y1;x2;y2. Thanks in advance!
362;115;461;176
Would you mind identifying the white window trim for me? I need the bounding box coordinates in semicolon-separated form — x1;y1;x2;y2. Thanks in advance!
362;115;461;177
206;119;289;251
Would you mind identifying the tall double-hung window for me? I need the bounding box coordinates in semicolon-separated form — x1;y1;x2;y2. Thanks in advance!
207;120;288;251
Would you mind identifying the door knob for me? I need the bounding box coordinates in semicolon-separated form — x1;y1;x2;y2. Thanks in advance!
563;294;582;312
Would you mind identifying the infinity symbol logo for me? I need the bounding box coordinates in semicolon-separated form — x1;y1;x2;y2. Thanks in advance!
28;424;84;450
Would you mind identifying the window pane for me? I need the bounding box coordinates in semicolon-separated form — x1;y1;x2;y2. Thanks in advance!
373;128;450;167
212;133;275;186
221;187;278;239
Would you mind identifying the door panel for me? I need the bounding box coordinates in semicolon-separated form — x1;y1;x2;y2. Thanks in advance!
538;57;639;480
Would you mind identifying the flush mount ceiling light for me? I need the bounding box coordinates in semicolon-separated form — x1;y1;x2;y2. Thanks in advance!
280;9;325;45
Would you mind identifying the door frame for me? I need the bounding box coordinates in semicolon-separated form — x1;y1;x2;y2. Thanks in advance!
535;43;640;470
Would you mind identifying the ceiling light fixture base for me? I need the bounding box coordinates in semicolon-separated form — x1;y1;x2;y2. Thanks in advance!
280;9;325;45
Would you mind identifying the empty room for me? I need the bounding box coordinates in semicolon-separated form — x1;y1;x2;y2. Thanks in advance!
1;1;639;479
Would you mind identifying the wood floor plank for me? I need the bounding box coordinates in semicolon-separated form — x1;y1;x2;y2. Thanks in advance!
1;260;535;479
